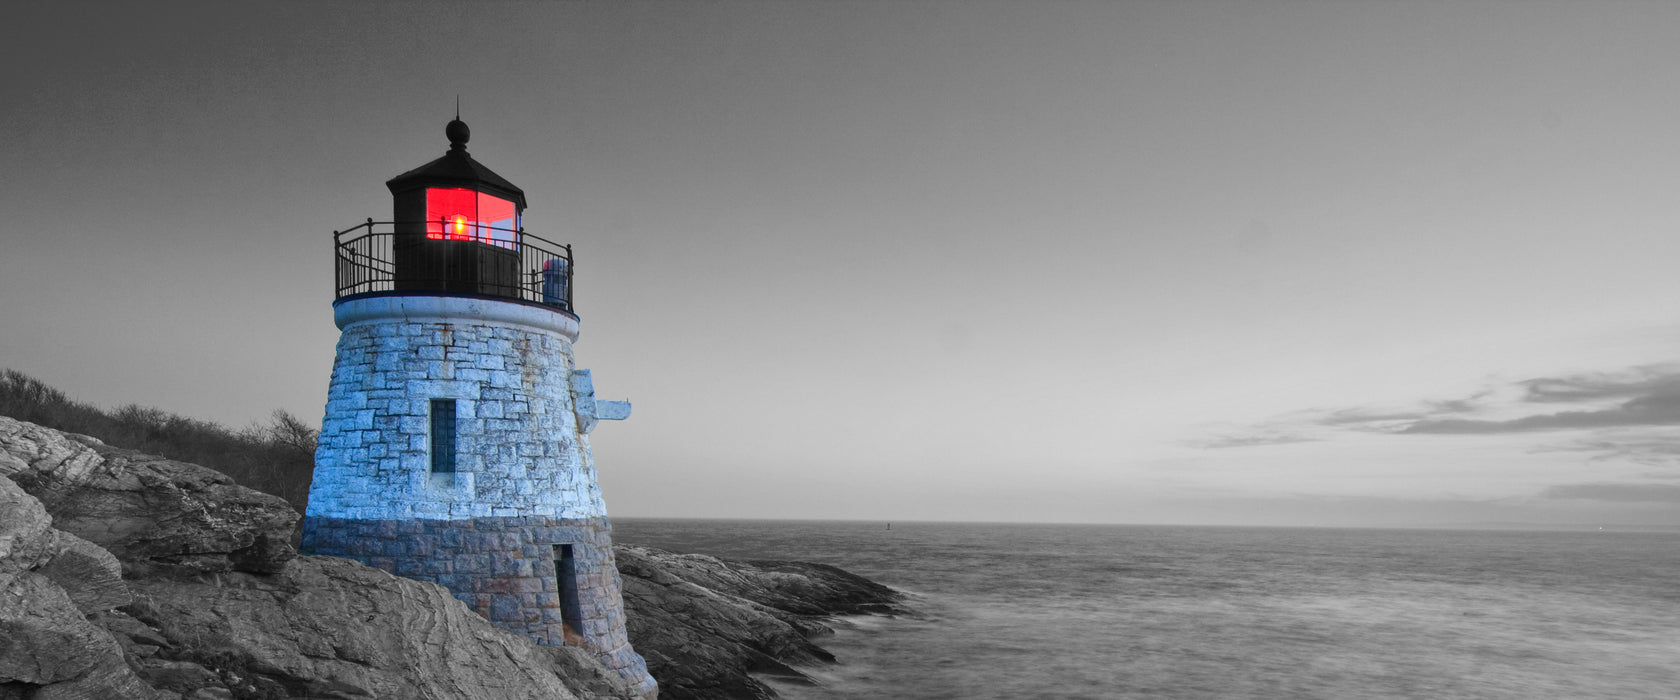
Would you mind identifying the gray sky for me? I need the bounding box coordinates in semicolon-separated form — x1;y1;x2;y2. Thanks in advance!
6;1;1680;527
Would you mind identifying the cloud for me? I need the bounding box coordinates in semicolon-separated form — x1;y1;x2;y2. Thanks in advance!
1426;396;1487;413
1541;482;1680;503
1313;393;1490;432
1544;430;1680;469
1519;365;1680;403
1195;364;1680;458
1191;433;1319;449
1402;380;1680;434
1318;408;1429;427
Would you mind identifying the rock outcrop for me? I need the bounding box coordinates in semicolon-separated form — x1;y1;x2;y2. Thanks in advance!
0;415;907;700
616;545;906;700
110;556;639;700
0;473;160;700
0;416;641;700
0;419;298;577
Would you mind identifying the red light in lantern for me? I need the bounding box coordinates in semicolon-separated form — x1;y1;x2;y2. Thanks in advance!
422;187;518;247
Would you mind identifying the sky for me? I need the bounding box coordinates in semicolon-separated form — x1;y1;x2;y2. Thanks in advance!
5;1;1680;528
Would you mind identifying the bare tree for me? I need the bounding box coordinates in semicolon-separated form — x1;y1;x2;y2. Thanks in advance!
266;410;318;458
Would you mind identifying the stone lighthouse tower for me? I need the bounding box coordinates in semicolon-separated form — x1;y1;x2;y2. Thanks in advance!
301;119;656;697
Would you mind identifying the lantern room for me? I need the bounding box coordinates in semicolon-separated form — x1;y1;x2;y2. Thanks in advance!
385;119;532;299
331;119;575;311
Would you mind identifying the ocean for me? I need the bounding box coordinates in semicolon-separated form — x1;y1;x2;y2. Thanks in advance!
612;519;1680;699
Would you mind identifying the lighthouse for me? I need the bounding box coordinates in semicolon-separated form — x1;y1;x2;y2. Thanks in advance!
301;119;656;697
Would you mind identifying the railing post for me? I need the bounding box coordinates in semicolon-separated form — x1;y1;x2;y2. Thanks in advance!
332;230;340;296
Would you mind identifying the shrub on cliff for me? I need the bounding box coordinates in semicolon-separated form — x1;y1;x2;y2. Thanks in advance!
0;369;314;512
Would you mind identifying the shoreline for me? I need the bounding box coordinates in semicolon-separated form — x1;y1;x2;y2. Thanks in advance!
0;415;909;700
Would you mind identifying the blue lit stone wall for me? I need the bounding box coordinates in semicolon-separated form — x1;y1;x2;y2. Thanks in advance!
305;297;602;522
302;295;653;698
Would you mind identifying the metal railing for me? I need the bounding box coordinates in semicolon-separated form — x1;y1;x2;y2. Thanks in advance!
333;219;574;311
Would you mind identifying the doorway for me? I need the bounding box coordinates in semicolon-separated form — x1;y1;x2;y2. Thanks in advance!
553;544;583;643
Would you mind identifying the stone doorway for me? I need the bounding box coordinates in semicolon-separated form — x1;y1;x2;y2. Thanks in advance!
553;544;584;645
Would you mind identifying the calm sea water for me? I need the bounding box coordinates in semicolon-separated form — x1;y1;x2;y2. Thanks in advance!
612;520;1680;699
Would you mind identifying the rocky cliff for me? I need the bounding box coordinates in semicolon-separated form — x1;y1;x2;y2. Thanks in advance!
0;416;904;700
616;546;905;700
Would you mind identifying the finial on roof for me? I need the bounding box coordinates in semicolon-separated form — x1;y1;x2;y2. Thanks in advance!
446;117;470;152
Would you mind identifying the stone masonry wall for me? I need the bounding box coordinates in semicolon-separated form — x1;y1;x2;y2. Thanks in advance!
301;296;653;696
305;307;604;522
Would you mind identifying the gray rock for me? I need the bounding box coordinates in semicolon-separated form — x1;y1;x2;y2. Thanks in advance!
131;659;221;694
0;417;299;576
0;420;109;500
0;476;162;699
616;544;906;700
540;645;647;700
37;531;128;613
113;554;638;700
90;609;168;657
0;572;113;686
0;474;57;576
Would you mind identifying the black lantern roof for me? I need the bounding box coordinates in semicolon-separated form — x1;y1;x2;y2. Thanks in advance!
385;119;527;209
